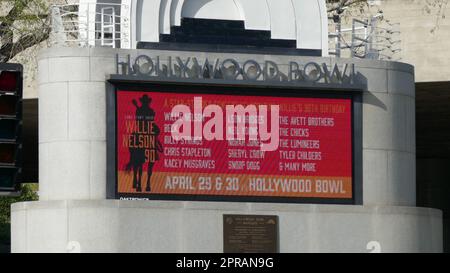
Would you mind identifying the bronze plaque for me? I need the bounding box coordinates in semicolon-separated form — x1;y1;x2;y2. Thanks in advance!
223;214;279;253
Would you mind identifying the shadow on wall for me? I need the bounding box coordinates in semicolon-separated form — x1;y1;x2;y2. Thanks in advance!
362;91;387;110
416;82;450;252
0;223;10;253
417;158;450;253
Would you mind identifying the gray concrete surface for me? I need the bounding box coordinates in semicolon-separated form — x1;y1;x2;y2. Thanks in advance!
11;200;443;253
36;47;417;206
11;46;440;253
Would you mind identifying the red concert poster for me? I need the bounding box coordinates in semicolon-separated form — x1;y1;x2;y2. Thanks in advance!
115;90;353;201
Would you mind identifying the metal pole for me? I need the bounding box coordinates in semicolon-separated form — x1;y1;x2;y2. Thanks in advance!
336;16;342;58
351;19;356;58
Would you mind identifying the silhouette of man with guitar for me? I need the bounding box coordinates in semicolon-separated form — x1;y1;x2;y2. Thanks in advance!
126;94;163;192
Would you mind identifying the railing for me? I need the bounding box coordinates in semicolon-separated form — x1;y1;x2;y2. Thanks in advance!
50;2;131;49
50;3;400;61
328;14;401;61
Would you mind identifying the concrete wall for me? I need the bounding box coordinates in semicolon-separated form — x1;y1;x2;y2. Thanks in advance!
386;0;450;82
11;46;441;253
351;0;450;82
36;47;417;207
11;200;443;253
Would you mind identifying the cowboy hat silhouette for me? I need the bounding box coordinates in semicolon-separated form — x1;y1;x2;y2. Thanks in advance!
140;94;151;104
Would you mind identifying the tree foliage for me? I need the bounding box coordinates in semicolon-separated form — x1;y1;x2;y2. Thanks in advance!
423;0;449;33
327;0;368;13
0;184;38;224
0;184;38;253
0;0;51;63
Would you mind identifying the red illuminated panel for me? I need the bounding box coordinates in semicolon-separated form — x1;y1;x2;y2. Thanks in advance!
116;91;353;201
0;71;19;92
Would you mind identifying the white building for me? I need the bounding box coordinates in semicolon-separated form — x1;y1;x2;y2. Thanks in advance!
52;0;329;54
9;0;444;253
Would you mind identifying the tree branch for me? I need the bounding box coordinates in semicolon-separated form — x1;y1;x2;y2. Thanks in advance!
0;0;50;63
327;0;366;12
0;0;32;28
0;26;50;63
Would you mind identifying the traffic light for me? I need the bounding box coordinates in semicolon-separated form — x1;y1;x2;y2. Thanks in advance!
0;63;22;193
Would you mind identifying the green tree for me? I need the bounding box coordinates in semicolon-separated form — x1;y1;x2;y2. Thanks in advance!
0;184;38;253
0;0;51;63
0;184;38;224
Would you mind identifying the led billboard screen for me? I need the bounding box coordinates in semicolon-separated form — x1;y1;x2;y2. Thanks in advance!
111;86;355;203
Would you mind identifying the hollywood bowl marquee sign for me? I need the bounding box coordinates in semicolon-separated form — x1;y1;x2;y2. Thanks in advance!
107;53;363;205
114;54;357;86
